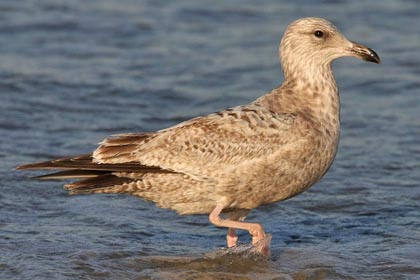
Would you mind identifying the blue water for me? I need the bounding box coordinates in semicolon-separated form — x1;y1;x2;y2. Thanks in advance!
1;1;419;279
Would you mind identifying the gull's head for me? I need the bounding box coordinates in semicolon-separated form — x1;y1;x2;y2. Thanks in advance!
280;17;380;78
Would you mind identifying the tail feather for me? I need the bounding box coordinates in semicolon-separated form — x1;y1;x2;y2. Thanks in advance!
17;151;171;196
64;174;134;192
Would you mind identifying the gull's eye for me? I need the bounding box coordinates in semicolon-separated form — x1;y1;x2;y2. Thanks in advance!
314;30;324;38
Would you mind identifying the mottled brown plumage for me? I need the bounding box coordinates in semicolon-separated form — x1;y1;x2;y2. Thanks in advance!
17;18;380;255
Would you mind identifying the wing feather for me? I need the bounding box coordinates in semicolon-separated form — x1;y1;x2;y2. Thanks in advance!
93;105;297;177
18;105;297;181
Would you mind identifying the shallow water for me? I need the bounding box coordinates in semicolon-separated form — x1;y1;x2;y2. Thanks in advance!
1;0;419;279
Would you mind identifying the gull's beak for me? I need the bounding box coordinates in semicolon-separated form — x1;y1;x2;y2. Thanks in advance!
349;42;381;64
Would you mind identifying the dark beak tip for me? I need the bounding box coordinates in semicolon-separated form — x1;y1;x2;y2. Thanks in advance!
351;42;381;64
366;47;381;64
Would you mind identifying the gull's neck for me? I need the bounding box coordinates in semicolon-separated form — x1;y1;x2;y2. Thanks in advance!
256;63;340;129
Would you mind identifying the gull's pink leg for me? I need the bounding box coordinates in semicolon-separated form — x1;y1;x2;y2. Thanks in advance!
225;209;250;247
226;228;238;247
209;204;268;255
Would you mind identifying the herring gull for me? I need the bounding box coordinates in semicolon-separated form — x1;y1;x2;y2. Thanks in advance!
17;18;380;256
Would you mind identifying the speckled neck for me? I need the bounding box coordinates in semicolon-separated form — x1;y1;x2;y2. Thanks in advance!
258;65;340;120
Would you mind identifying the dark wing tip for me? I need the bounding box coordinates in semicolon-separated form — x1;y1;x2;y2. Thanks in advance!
15;153;176;179
16;163;37;170
15;154;93;170
32;170;109;180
